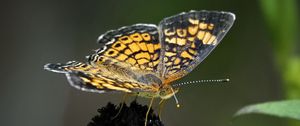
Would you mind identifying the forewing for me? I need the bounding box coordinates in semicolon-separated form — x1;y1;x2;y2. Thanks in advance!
158;10;235;83
88;24;162;76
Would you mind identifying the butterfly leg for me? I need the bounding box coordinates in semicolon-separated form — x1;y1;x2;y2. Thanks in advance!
145;97;155;126
158;99;166;120
112;93;128;119
134;93;139;101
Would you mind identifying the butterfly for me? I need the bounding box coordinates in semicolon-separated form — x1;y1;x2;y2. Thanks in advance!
44;10;235;102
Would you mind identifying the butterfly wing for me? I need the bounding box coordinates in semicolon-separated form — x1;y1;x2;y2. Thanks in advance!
88;24;162;76
45;11;235;94
45;24;164;93
158;10;235;83
44;61;158;93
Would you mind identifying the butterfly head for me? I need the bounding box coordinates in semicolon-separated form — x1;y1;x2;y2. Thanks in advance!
159;85;179;99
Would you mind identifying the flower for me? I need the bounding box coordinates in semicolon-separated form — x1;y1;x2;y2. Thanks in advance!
88;100;164;126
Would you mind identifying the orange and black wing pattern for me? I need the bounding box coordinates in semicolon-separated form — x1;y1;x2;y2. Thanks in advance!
44;61;158;93
44;10;235;95
158;10;235;83
44;24;164;94
88;24;162;76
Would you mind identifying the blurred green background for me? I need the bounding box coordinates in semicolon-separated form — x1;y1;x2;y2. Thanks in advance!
1;0;299;126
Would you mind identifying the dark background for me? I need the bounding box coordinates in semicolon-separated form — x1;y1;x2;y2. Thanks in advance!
1;0;299;126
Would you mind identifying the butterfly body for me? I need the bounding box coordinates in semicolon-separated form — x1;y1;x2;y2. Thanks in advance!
45;10;235;100
136;85;179;99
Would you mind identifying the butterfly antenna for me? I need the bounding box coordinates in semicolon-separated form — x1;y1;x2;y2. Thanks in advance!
170;87;180;108
172;78;230;87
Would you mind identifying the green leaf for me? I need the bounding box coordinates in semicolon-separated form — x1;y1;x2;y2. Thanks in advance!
234;100;300;120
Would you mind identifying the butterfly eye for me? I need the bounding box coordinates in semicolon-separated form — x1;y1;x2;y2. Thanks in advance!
159;89;166;96
159;87;171;97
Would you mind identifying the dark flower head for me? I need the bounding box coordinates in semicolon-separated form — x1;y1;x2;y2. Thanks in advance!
88;101;164;126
